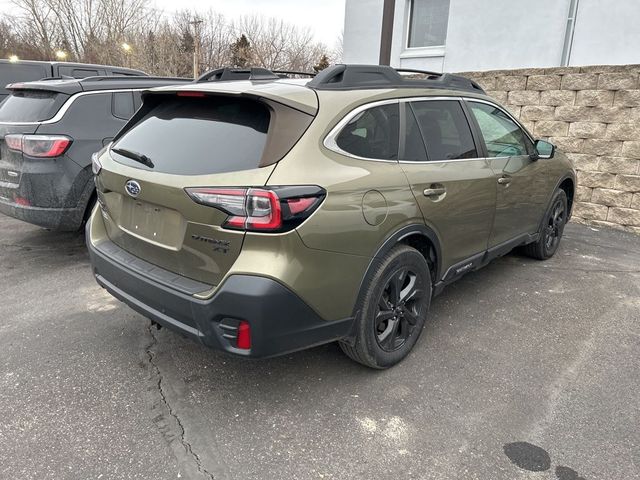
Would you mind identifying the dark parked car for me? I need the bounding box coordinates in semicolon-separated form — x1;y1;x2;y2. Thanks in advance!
0;75;191;231
0;59;146;101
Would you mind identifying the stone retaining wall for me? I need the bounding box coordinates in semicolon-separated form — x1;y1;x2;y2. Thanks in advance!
459;65;640;234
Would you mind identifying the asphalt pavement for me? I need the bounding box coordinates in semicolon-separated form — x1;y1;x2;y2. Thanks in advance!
0;213;638;480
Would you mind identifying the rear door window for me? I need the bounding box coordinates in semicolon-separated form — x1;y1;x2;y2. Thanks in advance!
57;66;104;78
111;95;270;175
112;92;135;119
0;90;67;122
335;103;399;160
409;100;477;161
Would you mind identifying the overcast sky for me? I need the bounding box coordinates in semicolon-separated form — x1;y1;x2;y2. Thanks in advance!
0;0;346;47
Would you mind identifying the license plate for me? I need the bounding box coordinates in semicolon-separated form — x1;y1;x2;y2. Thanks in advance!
120;198;185;249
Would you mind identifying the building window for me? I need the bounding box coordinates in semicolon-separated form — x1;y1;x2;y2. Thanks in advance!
407;0;451;48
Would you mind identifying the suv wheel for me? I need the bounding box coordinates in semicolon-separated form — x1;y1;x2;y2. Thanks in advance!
523;189;568;260
341;245;431;369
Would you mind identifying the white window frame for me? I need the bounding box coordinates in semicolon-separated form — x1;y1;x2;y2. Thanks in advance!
401;0;449;59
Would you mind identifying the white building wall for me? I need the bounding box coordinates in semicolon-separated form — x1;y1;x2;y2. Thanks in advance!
342;0;385;64
343;0;640;72
569;0;640;66
441;0;569;72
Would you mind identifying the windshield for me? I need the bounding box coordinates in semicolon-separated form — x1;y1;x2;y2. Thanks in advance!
111;95;271;175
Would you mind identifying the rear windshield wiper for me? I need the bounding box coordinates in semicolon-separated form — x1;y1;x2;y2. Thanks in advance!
111;147;154;168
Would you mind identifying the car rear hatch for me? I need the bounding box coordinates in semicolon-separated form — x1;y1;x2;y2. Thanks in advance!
0;87;70;193
95;86;317;287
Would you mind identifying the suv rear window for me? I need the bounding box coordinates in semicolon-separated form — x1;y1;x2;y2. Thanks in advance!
0;90;67;122
111;96;270;175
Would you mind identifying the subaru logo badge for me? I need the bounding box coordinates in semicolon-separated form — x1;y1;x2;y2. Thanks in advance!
125;180;141;198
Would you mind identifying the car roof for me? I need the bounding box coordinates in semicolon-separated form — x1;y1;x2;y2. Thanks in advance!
0;59;145;74
6;76;194;95
148;65;488;115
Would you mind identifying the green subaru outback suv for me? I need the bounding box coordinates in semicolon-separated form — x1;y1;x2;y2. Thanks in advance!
87;65;576;368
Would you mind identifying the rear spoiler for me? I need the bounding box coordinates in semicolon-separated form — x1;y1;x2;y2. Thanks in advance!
6;76;193;95
6;80;81;95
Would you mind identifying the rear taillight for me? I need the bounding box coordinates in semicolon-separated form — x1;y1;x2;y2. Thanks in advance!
4;134;72;158
185;186;325;233
4;135;22;151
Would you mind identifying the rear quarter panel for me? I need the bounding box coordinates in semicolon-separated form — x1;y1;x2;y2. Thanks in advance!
264;91;425;321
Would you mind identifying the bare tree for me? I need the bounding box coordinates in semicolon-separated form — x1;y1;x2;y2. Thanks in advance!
199;10;232;70
234;15;327;72
11;0;58;59
4;2;334;75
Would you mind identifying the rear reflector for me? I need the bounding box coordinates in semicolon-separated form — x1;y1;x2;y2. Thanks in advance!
14;196;30;206
4;134;72;158
185;186;325;233
236;321;251;349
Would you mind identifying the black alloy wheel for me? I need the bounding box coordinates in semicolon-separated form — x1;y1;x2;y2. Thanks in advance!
375;268;424;352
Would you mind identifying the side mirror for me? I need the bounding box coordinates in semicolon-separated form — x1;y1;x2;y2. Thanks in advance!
532;139;555;160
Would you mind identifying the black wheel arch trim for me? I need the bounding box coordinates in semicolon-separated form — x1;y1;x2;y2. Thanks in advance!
542;173;576;230
373;224;442;279
343;224;442;345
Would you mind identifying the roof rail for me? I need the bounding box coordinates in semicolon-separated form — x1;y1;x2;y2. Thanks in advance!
79;75;191;83
307;64;485;94
272;70;316;78
38;75;75;81
196;67;316;83
197;67;279;83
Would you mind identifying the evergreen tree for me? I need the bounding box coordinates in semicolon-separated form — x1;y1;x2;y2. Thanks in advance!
313;54;330;72
230;34;251;67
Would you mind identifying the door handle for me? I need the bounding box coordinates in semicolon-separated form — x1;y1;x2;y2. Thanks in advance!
497;176;512;185
423;186;446;197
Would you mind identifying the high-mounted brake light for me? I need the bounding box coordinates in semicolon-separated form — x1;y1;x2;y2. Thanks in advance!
176;91;206;97
185;186;325;233
4;134;72;158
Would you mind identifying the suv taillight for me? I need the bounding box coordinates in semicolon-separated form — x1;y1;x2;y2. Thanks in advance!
5;134;72;158
185;186;325;233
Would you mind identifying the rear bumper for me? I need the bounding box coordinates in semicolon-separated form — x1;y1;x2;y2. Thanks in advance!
87;233;353;358
0;156;93;230
0;196;83;230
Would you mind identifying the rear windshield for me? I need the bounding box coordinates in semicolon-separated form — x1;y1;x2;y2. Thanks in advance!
111;96;270;175
0;90;66;122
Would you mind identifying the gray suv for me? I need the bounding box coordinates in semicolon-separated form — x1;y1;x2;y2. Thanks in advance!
0;76;191;230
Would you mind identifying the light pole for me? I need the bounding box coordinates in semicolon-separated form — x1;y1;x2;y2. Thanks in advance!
121;42;132;68
189;18;203;79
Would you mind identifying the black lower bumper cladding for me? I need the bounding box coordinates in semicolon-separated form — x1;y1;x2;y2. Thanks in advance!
87;238;353;358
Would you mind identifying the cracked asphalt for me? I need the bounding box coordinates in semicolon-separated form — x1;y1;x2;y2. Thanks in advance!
0;213;639;480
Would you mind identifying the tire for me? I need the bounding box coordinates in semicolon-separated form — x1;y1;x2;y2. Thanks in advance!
522;189;568;260
79;192;97;232
340;244;431;369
